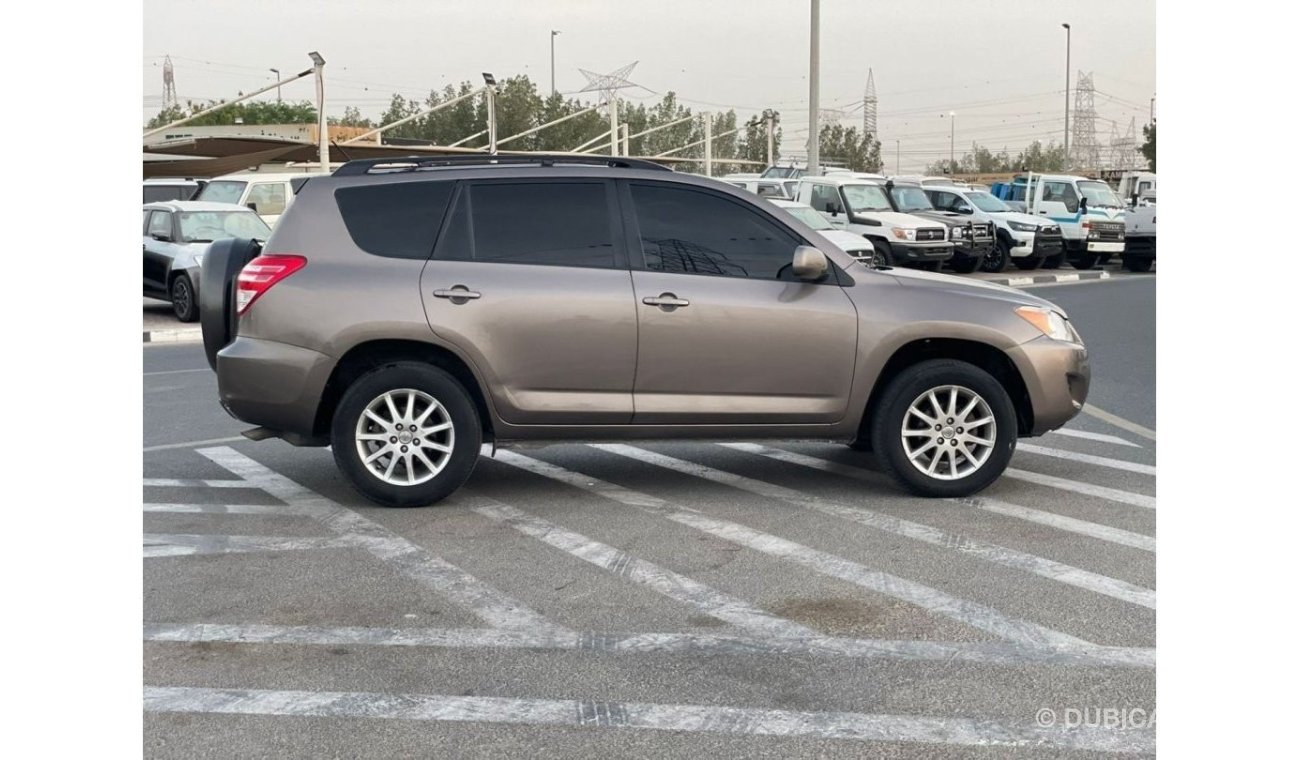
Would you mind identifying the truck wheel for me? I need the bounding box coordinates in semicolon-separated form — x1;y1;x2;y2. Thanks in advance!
1124;256;1153;273
869;359;1017;498
331;362;481;508
1012;255;1042;271
1071;253;1099;270
1098;253;1112;265
870;239;895;266
980;241;1010;273
949;256;981;274
1040;253;1064;269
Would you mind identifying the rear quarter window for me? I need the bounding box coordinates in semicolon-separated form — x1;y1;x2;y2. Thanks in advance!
334;181;456;259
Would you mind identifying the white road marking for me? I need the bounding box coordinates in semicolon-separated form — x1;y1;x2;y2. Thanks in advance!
142;478;252;488
143;367;211;377
144;621;1155;668
196;446;570;636
469;497;815;638
1005;468;1157;510
1017;443;1156;476
144;502;316;516
143;685;1154;754
634;443;1156;610
498;449;1094;652
720;444;1155;552
144;533;349;558
144;436;247;453
1050;428;1141;448
1081;404;1156;442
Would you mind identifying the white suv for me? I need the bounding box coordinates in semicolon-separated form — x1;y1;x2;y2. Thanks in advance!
194;171;329;227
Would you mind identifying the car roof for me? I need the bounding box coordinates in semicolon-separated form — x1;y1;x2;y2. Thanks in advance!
142;200;256;213
143;177;201;185
801;175;884;187
208;171;331;182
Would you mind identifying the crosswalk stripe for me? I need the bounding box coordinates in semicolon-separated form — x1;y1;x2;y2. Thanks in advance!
469;497;815;638
143;685;1153;754
143;533;347;558
606;444;1155;611
1049;428;1141;448
142;478;250;488
496;450;1094;652
718;444;1155;552
196;447;571;636
1016;443;1156;476
1005;468;1156;509
144;502;316;516
144;622;1155;668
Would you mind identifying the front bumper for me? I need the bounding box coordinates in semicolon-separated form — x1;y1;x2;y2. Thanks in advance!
1008;335;1091;435
891;241;954;262
216;337;335;436
950;236;994;262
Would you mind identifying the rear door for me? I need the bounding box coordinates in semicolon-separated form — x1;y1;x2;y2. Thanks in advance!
623;181;858;424
420;179;637;425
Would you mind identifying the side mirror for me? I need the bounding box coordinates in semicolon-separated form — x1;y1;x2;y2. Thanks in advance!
792;245;828;281
828;203;840;217
151;233;171;243
246;202;259;214
955;203;973;214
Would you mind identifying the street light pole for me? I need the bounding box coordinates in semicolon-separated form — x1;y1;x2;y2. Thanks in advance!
949;111;955;171
270;68;281;102
550;30;560;96
807;0;821;175
896;139;900;175
483;72;498;154
1062;23;1071;170
310;52;328;169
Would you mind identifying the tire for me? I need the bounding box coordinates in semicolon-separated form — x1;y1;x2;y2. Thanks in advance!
949;256;981;274
170;274;198;322
331;362;482;507
870;239;894;266
1040;252;1064;269
847;438;872;452
869;359;1017;498
1071;253;1100;270
1098;253;1112;265
980;240;1010;273
1124;255;1153;273
917;261;942;272
1012;255;1043;271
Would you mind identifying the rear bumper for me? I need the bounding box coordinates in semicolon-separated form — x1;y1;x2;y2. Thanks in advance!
1008;336;1091;436
216;337;334;436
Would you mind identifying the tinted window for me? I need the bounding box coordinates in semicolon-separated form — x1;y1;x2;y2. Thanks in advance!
631;183;801;281
336;181;456;259
147;211;173;240
436;182;615;269
246;182;287;216
144;185;192;203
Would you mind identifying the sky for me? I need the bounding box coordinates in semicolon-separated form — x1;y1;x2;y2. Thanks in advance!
142;0;1155;173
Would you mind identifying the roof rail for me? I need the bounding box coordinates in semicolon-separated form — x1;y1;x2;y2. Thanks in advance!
332;153;672;177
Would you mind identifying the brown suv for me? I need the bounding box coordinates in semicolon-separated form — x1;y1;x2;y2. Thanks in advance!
200;155;1089;507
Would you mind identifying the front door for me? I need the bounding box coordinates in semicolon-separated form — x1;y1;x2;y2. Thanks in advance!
624;181;859;425
143;210;176;297
420;179;637;425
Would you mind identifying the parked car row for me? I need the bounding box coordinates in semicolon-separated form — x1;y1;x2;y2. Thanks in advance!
142;201;271;321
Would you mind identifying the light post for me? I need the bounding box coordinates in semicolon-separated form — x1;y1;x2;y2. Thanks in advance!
550;31;560;96
1063;23;1071;169
309;51;328;169
949;111;955;172
269;68;281;102
895;139;900;175
807;0;820;175
483;72;498;154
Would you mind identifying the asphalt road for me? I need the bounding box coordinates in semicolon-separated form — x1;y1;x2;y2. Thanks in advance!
143;275;1156;758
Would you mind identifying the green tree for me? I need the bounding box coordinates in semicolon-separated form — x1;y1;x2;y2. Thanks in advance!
145;99;317;129
738;111;781;168
1140;123;1156;171
818;124;881;172
330;106;373;128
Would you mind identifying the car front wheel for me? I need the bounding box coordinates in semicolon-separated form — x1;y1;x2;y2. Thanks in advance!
331;362;481;507
171;274;198;322
870;359;1017;497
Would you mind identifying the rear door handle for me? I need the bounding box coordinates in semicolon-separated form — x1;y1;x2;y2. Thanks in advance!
433;286;481;303
643;293;690;309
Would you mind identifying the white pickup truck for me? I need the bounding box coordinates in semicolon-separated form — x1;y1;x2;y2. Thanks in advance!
794;176;954;269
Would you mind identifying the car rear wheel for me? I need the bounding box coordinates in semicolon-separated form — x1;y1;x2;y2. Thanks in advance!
171;274;198;322
870;359;1017;498
1123;255;1153;273
980;240;1010;273
331;362;481;507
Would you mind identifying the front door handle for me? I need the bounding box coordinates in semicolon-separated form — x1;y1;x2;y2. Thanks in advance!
642;293;690;310
433;286;481;304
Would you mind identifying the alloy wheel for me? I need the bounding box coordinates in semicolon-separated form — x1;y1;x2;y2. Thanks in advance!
900;384;997;480
355;388;455;486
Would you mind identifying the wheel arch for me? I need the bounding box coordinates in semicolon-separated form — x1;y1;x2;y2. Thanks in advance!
858;337;1034;441
313;339;496;443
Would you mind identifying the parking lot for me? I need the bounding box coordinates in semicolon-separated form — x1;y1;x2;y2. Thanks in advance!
144;275;1154;757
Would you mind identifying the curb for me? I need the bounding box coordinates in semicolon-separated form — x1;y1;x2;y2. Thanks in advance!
985;270;1111;288
144;327;203;344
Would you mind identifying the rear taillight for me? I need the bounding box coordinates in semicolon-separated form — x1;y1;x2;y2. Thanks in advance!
236;254;307;315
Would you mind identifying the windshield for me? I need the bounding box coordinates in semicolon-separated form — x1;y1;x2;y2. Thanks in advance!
888;186;933;212
178;211;272;243
196;180;248;204
762;166;800;179
841;184;892;212
1078;180;1123;209
784;205;833;230
967;191;1010;213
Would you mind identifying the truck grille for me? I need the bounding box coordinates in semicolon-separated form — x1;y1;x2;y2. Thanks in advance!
916;228;945;242
972;223;992;242
1092;221;1125;241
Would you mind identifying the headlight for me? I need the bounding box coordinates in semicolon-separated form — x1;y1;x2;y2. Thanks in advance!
1015;306;1076;342
1008;221;1036;232
951;227;965;238
891;227;917;241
